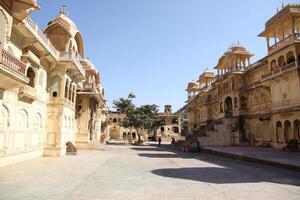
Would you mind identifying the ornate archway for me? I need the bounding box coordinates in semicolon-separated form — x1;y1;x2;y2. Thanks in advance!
224;96;233;118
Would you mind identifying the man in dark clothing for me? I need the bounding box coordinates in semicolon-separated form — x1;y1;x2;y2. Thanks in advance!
158;137;162;146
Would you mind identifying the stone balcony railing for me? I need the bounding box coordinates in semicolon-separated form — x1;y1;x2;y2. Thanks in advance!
268;33;300;55
60;52;85;77
272;99;300;110
0;49;27;75
23;17;58;58
83;82;95;91
48;97;75;107
261;61;298;81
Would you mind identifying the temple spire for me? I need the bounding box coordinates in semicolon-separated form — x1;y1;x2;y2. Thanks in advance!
59;5;68;16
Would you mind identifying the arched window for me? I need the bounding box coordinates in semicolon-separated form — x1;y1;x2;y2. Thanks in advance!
276;121;283;143
294;120;300;141
224;96;233;118
68;117;72;130
64;79;69;99
0;106;9;129
50;75;60;97
278;55;286;67
18;109;28;129
113;118;117;123
172;126;179;133
26;67;35;87
270;60;277;71
207;94;212;103
286;51;295;64
284;120;292;143
64;116;67;129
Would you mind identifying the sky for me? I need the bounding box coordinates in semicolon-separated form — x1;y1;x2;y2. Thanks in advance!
30;0;296;112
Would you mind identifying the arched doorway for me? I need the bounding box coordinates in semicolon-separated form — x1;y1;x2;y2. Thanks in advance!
293;120;300;141
109;127;119;140
172;126;179;133
276;121;283;143
122;132;126;139
132;132;136;140
224;96;233;118
0;106;9;152
284;120;292;143
286;51;295;64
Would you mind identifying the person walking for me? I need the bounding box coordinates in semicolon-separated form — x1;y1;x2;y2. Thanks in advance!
158;137;162;146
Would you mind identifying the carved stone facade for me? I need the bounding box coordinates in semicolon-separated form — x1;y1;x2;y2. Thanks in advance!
186;4;300;148
0;1;106;167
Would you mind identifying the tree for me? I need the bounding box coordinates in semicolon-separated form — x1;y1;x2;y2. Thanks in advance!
113;97;159;142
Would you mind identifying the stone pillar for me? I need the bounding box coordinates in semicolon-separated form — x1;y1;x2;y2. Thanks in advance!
94;107;102;142
75;97;90;149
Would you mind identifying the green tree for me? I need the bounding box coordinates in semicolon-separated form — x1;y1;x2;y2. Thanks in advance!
113;98;159;142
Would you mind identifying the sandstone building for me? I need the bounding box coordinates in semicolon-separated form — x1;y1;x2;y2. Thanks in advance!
0;1;106;167
155;105;182;141
186;4;300;149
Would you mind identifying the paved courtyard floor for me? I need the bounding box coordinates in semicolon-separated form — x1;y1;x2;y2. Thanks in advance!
0;144;300;200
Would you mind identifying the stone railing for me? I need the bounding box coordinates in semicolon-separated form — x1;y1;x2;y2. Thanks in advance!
48;97;75;107
261;61;298;81
268;33;300;54
0;49;27;75
83;82;95;90
272;99;300;109
60;52;85;77
23;17;58;58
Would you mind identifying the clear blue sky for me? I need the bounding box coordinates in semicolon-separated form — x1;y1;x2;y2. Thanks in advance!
31;0;295;112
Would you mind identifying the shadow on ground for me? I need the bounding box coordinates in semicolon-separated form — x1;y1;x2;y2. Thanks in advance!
131;144;300;186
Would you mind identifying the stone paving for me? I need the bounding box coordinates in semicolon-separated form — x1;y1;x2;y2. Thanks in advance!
0;144;300;200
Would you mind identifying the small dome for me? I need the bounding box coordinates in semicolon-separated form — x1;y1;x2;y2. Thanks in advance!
47;16;77;37
187;81;198;91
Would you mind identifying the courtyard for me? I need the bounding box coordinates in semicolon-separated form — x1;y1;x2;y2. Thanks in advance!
0;144;300;200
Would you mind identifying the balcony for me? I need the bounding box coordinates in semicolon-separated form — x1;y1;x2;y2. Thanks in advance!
60;52;85;78
0;49;29;89
261;61;298;81
18;85;37;102
48;97;75;108
23;17;58;58
83;83;96;92
272;99;300;110
268;33;300;55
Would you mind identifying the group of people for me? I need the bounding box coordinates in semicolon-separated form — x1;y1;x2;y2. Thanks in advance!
157;137;176;148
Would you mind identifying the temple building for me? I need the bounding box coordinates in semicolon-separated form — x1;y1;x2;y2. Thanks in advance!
186;4;300;148
155;105;182;141
0;1;106;167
